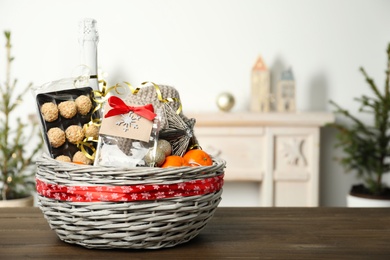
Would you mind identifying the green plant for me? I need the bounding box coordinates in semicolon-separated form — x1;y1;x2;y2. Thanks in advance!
329;43;390;196
0;31;43;200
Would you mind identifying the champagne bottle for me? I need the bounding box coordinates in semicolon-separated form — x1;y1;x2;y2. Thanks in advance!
78;18;99;91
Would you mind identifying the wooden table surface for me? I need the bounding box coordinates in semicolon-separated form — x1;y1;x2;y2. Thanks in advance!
1;207;390;259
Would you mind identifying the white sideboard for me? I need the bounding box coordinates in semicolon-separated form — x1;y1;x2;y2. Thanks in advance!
187;112;335;207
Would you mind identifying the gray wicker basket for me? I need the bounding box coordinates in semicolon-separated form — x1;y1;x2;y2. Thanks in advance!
36;154;225;249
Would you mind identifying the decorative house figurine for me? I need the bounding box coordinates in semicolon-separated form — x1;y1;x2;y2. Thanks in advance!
251;56;271;112
276;68;296;112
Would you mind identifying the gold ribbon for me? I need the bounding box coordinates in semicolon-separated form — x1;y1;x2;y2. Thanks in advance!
71;74;105;160
92;80;182;115
77;138;97;160
188;143;202;150
147;81;182;115
82;79;184;160
121;81;182;115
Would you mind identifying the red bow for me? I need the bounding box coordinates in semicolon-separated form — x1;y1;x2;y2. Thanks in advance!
104;96;156;121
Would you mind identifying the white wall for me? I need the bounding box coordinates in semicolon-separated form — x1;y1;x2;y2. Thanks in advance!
1;0;389;206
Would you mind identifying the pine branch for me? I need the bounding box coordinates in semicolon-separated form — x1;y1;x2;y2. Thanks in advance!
329;48;390;194
0;31;42;200
385;43;390;99
329;100;374;136
360;67;383;101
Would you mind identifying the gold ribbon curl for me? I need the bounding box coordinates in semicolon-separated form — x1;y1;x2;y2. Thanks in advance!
120;81;182;115
94;80;182;115
77;139;97;160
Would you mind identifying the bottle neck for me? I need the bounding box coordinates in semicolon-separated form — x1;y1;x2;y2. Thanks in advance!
79;18;99;91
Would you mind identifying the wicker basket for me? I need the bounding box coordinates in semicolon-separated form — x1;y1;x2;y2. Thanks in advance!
36;153;225;249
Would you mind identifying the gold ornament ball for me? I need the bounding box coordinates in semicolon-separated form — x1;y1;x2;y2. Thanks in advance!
216;92;235;112
144;148;166;167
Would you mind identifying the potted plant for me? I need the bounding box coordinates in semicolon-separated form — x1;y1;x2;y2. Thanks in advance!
329;43;390;207
0;31;43;207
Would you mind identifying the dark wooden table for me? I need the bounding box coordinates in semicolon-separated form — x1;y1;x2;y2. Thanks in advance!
1;207;390;259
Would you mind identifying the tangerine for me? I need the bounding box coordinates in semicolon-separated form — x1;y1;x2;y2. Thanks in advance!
183;149;213;167
161;155;189;168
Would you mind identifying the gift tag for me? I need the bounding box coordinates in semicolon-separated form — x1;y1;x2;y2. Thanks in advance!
99;99;155;142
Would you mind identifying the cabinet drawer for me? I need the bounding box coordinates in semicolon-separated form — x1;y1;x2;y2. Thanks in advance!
194;127;264;181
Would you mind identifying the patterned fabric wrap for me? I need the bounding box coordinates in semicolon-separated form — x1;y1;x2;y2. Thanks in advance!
36;175;224;202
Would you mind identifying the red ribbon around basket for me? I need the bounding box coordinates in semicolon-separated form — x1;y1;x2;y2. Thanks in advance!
104;96;156;121
36;175;224;202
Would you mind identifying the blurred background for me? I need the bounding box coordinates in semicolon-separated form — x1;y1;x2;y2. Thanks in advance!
1;0;389;206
